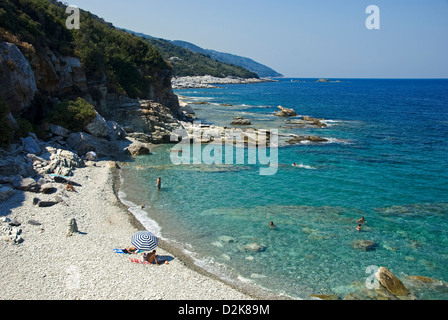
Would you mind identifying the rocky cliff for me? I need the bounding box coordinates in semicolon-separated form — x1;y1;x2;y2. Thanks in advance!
0;0;182;146
0;39;181;134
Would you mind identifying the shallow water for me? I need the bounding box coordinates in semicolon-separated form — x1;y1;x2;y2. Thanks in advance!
120;79;448;299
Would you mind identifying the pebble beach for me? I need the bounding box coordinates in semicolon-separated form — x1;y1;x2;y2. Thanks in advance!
0;162;257;300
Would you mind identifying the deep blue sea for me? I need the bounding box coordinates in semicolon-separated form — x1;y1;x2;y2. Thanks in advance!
120;79;448;299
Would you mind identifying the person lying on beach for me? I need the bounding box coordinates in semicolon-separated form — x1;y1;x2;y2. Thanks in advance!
143;250;166;265
122;246;139;254
65;182;76;192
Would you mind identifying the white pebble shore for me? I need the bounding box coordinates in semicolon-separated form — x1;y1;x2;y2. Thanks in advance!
0;163;255;300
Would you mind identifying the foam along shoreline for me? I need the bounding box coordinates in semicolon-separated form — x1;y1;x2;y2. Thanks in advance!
0;159;275;300
172;75;277;89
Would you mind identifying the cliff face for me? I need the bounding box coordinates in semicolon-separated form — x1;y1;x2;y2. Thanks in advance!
0;39;180;132
0;0;181;140
0;42;38;115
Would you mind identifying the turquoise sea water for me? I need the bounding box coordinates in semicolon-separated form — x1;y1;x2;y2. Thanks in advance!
120;79;448;299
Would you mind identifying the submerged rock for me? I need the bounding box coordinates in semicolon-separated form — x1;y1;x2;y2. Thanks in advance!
352;240;378;251
241;243;266;252
310;294;339;300
218;236;235;244
287;135;328;144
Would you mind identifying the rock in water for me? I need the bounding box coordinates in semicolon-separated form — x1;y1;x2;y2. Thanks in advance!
242;243;266;252
310;294;339;300
230;117;252;126
352;240;378;251
67;218;79;237
375;267;410;296
274;106;297;117
287;135;328;144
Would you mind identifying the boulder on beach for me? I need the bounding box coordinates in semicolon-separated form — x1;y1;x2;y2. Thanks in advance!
37;200;58;208
0;186;16;202
34;148;85;177
85;111;126;141
11;176;40;193
274;106;297;117
125;142;151;156
67;132;120;158
40;183;57;194
49;124;72;139
21;136;41;155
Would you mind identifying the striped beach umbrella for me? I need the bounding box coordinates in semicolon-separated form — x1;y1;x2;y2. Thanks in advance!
131;231;159;252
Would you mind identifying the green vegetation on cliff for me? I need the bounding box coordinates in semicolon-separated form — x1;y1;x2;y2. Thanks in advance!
0;0;169;99
0;99;13;147
150;38;259;78
126;30;259;79
47;97;96;132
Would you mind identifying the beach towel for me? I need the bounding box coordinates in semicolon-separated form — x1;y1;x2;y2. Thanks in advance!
129;258;153;265
114;249;142;254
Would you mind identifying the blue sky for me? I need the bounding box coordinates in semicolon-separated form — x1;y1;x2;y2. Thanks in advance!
67;0;448;78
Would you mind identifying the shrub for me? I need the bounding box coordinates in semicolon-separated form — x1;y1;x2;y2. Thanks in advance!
15;117;34;138
0;98;13;148
47;97;96;132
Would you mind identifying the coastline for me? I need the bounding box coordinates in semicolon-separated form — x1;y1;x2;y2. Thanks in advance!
0;159;274;300
172;75;277;89
112;162;284;300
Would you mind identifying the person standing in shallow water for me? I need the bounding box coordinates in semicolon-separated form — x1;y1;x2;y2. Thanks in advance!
157;177;161;190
